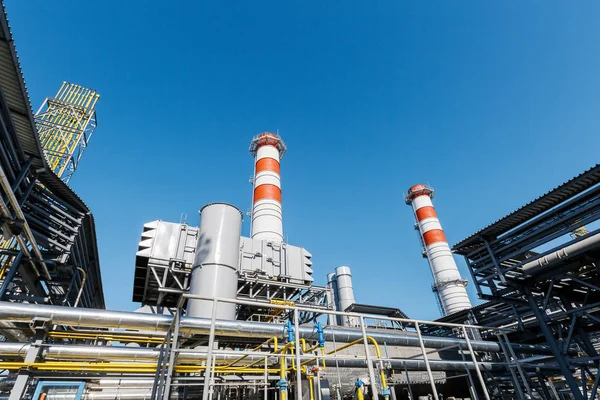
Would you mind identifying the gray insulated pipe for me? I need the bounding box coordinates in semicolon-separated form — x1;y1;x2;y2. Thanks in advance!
0;394;171;400
522;230;600;275
0;302;554;355
187;203;243;320
0;342;560;373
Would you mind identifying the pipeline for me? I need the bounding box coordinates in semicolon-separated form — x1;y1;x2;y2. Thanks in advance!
0;393;165;400
0;342;556;372
522;230;600;275
0;301;553;355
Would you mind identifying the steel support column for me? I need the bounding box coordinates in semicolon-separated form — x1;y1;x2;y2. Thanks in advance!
526;292;583;400
8;319;48;400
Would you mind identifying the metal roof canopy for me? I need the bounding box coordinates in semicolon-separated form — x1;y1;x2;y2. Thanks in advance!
453;164;600;255
344;303;408;319
0;1;47;170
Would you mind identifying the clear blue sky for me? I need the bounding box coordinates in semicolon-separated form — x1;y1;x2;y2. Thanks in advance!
5;1;600;320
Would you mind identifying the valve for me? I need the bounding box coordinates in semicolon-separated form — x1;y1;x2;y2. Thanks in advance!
315;321;325;348
381;387;391;398
276;379;288;391
283;321;295;343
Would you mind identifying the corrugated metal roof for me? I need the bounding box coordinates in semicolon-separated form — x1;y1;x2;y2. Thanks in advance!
345;303;409;319
454;164;600;255
0;2;47;170
0;1;105;308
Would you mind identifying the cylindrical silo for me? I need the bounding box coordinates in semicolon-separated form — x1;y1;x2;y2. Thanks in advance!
249;132;286;242
326;272;338;326
405;185;472;316
187;203;242;320
334;266;358;327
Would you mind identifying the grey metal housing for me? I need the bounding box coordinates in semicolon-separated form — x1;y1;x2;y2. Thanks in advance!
333;266;358;327
187;203;243;320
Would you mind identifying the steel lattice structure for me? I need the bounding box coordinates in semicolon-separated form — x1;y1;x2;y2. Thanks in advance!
0;2;104;316
449;164;600;399
35;82;99;183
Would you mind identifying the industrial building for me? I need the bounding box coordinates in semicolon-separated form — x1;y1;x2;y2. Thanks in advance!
0;1;600;400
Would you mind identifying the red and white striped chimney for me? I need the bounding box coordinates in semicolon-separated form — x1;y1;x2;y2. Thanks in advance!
249;132;286;242
405;184;471;315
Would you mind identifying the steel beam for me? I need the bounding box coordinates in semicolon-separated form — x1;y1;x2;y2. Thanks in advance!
526;292;583;400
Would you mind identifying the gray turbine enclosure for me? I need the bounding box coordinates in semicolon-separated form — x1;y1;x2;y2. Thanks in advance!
239;237;313;283
136;221;198;265
135;223;314;303
187;203;243;320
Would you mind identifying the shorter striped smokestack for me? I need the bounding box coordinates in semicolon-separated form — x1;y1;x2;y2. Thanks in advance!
249;132;286;242
405;184;471;316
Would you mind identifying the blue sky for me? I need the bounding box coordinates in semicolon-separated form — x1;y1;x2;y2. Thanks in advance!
5;1;600;320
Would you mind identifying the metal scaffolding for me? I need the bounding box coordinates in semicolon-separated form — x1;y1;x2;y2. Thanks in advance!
453;164;600;399
35;82;99;183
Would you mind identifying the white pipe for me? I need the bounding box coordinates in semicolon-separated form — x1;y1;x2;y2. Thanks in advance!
522;230;600;275
73;267;87;307
0;302;555;354
0;342;515;372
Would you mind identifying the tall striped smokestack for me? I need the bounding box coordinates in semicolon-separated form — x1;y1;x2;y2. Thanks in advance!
405;184;471;316
249;132;286;242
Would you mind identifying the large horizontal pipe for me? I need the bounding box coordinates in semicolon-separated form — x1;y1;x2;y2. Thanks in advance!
523;230;600;275
0;302;551;354
0;391;160;400
0;342;556;373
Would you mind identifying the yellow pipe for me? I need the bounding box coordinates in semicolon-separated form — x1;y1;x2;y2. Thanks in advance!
0;361;282;374
356;384;365;400
299;336;388;391
242;339;290;369
280;345;288;400
299;338;322;354
282;338;326;374
308;376;315;400
224;336;277;368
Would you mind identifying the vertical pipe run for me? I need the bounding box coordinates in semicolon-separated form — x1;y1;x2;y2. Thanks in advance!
405;185;471;316
187;204;242;320
461;326;490;400
162;309;181;400
294;309;303;400
415;323;439;400
360;316;379;400
459;343;479;400
264;357;268;400
202;299;219;400
250;133;286;242
326;273;338;326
